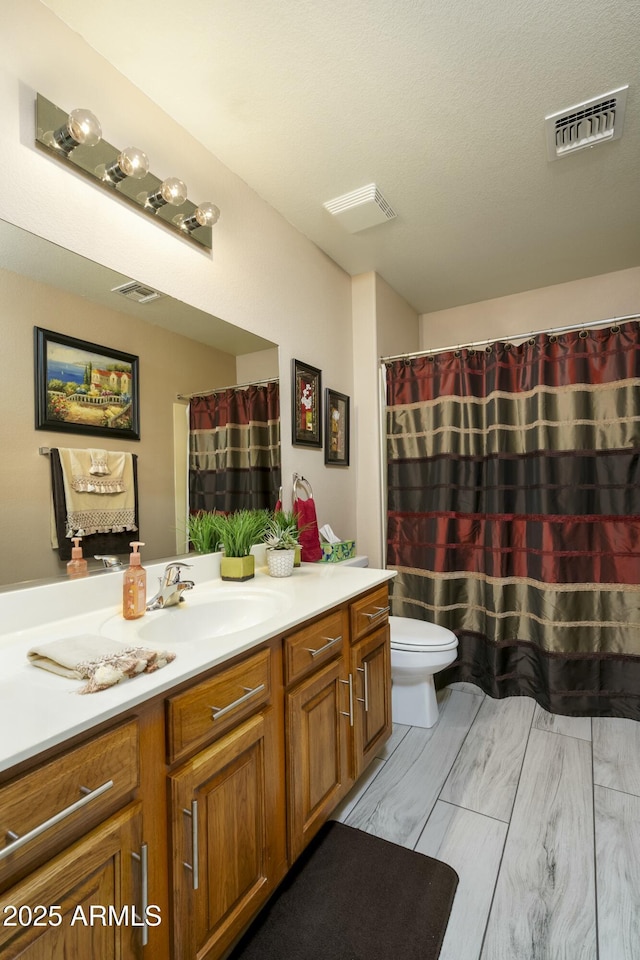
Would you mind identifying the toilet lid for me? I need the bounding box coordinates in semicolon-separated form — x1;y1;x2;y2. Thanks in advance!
389;615;458;653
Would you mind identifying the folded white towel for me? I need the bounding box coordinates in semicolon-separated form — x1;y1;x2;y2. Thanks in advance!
27;635;176;694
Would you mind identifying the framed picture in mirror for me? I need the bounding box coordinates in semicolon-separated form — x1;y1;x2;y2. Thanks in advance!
325;388;350;466
34;327;140;440
291;358;322;447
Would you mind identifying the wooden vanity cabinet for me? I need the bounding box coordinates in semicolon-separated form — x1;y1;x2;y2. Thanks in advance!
0;803;145;960
167;641;287;960
285;586;391;860
0;579;391;960
350;623;391;778
286;655;351;860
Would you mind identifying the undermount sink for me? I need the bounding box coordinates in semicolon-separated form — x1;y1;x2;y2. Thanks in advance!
133;587;291;646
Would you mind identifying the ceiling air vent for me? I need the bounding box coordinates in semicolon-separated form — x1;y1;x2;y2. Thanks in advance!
111;281;163;304
545;85;629;161
323;183;397;233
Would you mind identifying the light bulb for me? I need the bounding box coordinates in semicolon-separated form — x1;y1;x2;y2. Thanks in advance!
53;108;102;154
146;177;188;210
104;146;150;184
180;201;221;232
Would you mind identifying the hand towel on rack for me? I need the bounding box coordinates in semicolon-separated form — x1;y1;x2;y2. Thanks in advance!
50;448;139;561
68;448;126;493
88;448;110;476
293;475;322;562
58;447;136;536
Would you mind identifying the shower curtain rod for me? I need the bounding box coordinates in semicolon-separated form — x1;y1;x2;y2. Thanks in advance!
177;376;279;401
380;313;640;363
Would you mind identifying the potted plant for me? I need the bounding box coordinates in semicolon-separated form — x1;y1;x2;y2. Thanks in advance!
271;509;303;566
187;510;222;555
264;516;299;578
215;509;269;581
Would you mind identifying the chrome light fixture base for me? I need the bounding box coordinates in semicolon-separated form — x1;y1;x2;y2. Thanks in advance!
35;94;216;250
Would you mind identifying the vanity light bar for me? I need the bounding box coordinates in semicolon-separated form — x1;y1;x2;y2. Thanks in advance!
35;94;220;250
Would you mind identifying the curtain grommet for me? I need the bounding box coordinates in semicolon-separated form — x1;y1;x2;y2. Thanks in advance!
611;325;620;333
548;334;557;343
426;355;435;363
579;330;588;339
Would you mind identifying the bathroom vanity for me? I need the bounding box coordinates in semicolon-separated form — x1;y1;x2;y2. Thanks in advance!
0;557;394;959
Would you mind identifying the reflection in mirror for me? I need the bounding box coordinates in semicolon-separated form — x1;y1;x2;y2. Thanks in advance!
0;219;279;589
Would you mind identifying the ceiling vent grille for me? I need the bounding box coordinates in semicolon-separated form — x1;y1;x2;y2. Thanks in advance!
545;85;628;161
323;183;397;233
111;281;163;304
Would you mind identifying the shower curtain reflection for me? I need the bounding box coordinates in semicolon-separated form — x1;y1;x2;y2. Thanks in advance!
189;380;281;515
385;321;640;719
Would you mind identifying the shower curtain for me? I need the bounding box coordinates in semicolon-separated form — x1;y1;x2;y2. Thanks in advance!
385;321;640;718
189;381;281;514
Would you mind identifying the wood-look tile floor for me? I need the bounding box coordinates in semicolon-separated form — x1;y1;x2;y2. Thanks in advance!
332;685;640;960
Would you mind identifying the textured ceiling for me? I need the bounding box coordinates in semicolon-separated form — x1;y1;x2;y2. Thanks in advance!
43;0;640;313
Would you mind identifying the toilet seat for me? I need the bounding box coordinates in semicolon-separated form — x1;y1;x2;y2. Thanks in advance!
389;615;458;654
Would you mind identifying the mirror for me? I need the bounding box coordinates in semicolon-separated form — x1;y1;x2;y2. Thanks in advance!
0;218;279;589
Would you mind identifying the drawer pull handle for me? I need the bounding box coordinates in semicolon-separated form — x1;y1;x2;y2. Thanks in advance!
305;634;342;658
131;842;149;947
357;662;370;712
182;800;199;890
363;605;390;621
210;683;266;721
340;674;354;726
0;779;114;861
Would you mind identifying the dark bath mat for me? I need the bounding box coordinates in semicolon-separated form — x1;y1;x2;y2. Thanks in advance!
228;820;459;960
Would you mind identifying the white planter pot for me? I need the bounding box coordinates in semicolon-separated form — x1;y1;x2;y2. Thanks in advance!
267;549;295;578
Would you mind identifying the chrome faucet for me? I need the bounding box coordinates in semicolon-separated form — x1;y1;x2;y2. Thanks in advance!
94;554;124;569
146;561;194;611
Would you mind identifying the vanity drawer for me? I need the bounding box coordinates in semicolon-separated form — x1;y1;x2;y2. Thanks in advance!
0;719;138;889
350;585;390;643
284;609;346;686
167;647;271;763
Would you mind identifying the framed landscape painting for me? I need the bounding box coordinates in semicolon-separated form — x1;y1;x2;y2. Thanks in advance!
325;388;350;466
34;327;140;440
291;358;322;448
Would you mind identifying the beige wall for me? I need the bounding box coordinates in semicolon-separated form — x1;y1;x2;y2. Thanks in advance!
1;268;237;584
353;273;419;566
0;1;355;572
235;348;279;386
420;266;640;349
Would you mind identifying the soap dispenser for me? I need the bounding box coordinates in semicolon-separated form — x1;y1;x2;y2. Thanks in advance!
123;541;147;620
67;537;88;579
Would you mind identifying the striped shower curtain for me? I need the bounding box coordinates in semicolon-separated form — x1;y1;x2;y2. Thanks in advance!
189;381;281;514
386;321;640;718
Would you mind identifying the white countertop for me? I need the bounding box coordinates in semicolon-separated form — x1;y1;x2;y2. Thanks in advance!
0;555;394;773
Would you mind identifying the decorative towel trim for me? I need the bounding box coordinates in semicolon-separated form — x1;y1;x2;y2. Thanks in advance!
65;507;137;538
70;476;126;494
75;646;176;694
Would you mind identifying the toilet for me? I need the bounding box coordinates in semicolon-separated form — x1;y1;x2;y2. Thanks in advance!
338;556;458;729
389;616;458;728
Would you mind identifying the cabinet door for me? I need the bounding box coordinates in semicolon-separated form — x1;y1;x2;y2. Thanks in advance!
351;623;392;779
0;804;145;960
169;708;284;960
286;657;350;861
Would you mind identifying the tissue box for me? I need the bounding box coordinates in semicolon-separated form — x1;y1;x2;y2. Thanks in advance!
320;540;356;562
